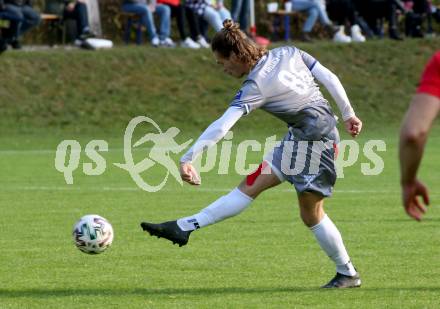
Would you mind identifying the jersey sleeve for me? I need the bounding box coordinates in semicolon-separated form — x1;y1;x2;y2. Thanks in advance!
180;107;244;163
299;49;318;71
311;62;355;121
417;52;440;99
229;80;266;115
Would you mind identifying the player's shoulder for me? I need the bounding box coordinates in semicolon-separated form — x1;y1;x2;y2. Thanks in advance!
270;45;298;57
256;46;298;69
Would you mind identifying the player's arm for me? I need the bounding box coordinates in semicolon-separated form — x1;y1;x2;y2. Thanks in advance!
299;49;361;137
399;52;440;220
310;62;362;137
180;81;264;185
179;107;244;185
399;93;440;220
400;94;440;184
180;106;244;163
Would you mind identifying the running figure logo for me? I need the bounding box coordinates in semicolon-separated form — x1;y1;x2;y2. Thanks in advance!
114;116;192;192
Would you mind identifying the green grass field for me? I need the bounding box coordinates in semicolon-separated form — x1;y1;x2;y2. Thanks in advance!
1;39;440;308
1;127;439;308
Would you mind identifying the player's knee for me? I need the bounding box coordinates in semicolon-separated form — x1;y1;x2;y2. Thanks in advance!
238;181;259;199
299;210;317;227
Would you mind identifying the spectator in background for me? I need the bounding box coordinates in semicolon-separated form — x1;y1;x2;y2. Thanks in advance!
1;0;40;49
404;0;434;37
399;51;440;221
231;0;249;33
184;6;210;47
0;0;23;52
157;0;200;48
185;0;231;33
0;35;5;53
290;0;340;42
64;0;93;40
45;0;94;42
354;0;406;40
434;3;440;26
327;0;366;42
122;0;175;47
0;2;7;53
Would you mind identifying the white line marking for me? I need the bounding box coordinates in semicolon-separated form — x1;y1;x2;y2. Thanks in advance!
0;185;401;194
2;186;440;199
0;148;153;155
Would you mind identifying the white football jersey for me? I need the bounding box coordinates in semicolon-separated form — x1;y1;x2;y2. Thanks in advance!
230;46;331;126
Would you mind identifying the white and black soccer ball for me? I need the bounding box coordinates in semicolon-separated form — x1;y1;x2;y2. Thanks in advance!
72;215;114;254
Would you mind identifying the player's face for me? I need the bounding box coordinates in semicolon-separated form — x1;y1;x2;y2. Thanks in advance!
214;52;248;78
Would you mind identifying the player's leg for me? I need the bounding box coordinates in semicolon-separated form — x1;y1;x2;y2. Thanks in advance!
177;163;281;229
298;191;361;288
140;162;283;246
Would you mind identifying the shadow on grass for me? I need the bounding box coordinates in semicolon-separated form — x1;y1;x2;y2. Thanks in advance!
1;286;440;298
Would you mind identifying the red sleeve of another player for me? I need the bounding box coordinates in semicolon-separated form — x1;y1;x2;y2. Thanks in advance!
417;52;440;99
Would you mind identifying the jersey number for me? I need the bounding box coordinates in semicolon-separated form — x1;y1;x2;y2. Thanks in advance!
278;58;310;95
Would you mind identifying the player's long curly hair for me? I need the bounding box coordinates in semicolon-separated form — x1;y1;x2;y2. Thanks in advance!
211;19;267;67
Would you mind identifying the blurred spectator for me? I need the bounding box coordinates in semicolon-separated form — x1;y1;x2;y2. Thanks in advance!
0;5;6;53
290;0;340;42
184;6;210;47
231;0;249;32
157;0;200;48
354;0;406;40
65;0;92;39
404;0;434;37
45;0;94;41
185;0;231;32
122;0;175;47
434;3;440;25
0;36;5;53
1;0;40;49
0;0;22;52
327;0;366;42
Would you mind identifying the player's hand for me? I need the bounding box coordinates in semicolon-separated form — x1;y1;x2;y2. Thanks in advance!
344;116;362;138
180;162;201;186
401;179;430;221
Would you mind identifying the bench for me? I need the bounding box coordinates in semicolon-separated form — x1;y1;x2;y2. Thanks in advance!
0;12;65;45
268;10;302;41
41;13;66;45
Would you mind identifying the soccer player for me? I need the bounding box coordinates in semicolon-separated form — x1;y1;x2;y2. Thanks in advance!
141;19;363;288
399;51;440;221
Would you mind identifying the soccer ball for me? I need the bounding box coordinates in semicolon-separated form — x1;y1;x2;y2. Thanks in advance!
72;214;114;254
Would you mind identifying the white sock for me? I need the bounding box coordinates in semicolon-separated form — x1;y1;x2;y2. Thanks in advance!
310;214;357;276
177;188;253;231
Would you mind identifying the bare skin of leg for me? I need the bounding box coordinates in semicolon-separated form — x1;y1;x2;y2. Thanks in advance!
236;164;325;228
298;192;325;227
237;166;282;199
